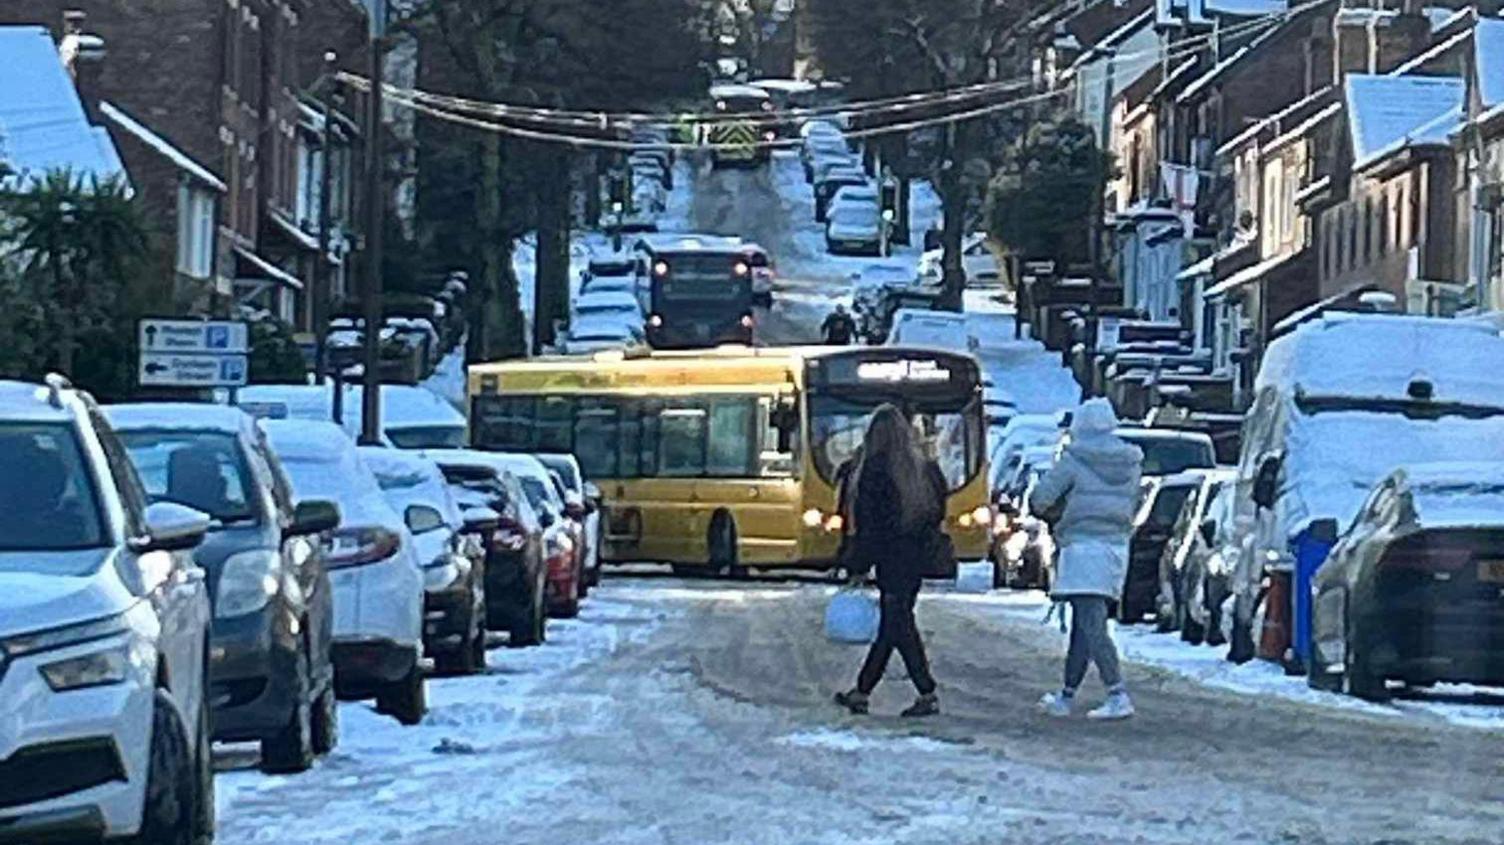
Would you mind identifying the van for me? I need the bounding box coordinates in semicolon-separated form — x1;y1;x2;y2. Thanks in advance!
1226;313;1504;665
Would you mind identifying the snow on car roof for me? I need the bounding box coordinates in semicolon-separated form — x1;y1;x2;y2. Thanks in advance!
1257;313;1504;407
422;448;549;482
749;78;817;94
358;445;460;524
237;383;465;434
1116;427;1214;444
575;291;641;309
105;402;253;435
710;84;772;100
0;380;78;422
259;418;352;460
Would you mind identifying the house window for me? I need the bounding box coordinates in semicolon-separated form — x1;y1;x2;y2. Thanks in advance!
176;184;216;279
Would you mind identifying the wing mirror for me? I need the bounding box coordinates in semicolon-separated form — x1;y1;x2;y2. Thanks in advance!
1252;453;1283;510
288;500;341;538
405;504;448;535
582;481;602;501
462;506;500;534
132;501;211;553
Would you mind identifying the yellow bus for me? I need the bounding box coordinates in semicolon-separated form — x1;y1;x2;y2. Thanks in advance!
467;346;990;574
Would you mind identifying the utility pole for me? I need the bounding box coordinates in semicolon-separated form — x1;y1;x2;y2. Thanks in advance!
314;50;336;387
360;6;387;446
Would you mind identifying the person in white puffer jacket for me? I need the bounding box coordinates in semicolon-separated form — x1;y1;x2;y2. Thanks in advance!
1029;399;1144;720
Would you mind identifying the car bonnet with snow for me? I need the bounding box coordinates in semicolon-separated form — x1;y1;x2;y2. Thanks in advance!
573;290;643;320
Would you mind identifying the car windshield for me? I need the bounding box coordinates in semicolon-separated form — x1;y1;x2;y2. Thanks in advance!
0;422;107;553
519;475;556;514
118;429;258;524
1121;434;1215;475
386;425;467;449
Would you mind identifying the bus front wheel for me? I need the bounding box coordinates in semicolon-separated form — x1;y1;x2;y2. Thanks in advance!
708;512;743;579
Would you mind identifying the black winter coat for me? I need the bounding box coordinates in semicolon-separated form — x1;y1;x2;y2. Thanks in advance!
851;455;947;593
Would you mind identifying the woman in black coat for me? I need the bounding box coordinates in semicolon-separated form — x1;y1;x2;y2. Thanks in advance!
834;404;948;718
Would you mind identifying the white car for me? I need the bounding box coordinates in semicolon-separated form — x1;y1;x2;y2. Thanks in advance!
573;290;644;323
562;314;646;355
917;232;1003;289
238;383;467;449
0;378;214;843
262;420;428;724
825;196;885;256
886;308;980;352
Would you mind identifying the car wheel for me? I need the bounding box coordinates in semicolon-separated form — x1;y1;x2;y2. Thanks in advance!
708;511;741;578
260;647;315;774
1307;601;1341;693
377;659;428;726
311;682;339;755
127;690;196;845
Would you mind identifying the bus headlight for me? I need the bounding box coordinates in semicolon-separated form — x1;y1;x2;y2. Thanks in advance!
802;509;823;528
824;514;844;533
740;314;755;329
648;314;664;328
733;261;750;277
653;261;670;277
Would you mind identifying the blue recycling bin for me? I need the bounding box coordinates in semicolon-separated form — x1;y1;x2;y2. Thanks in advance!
1291;529;1337;667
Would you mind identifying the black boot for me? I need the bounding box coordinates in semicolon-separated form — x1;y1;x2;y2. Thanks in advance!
901;693;939;718
834;689;869;715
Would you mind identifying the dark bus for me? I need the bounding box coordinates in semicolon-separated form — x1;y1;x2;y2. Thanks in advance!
634;236;757;348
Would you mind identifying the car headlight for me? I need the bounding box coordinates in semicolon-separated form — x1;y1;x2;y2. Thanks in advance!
802;508;823;528
40;645;132;691
1;613;130;659
217;550;282;619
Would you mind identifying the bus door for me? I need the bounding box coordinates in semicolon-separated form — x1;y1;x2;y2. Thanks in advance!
688;394;801;566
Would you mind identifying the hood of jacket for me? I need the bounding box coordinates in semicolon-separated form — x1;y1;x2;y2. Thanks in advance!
1064;434;1143;486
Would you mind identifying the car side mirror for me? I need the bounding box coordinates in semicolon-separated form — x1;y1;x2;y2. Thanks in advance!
539;510;556;528
564;500;587;520
289;500;341;538
133;501;211;553
1252;454;1282;510
462;506;500;534
1199;517;1216;546
582;481;602;501
405;504;448;535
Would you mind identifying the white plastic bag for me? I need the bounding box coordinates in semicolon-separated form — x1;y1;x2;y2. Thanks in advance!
954;560;994;594
824;586;879;644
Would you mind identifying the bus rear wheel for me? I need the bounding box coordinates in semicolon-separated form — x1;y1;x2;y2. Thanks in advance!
708;512;743;579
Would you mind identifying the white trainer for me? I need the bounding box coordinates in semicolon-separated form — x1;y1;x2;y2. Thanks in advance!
1087;691;1135;720
1037;691;1073;718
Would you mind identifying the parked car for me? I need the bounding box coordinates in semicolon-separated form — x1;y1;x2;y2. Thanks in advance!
917;232;1003;290
109;403;341;774
362;448;491;675
1116;427;1216;477
825;194;885;256
991;447;1058;590
1309;463;1504;699
500;454;584;618
1154;468;1235;641
262;420;428;725
803;135;852;183
1121;470;1207;623
886;308;980;352
424;450;550;647
562;314;647;355
573;290;644;323
0;378;214;844
738;242;777;307
536;453;603;591
813;166;869;223
1182;480;1241;647
238;383;467;450
1227;313;1504;666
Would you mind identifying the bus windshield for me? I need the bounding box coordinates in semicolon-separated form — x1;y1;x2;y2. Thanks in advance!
809;395;983;492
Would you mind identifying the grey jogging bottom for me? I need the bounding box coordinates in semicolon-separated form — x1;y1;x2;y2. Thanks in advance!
1064;596;1124;692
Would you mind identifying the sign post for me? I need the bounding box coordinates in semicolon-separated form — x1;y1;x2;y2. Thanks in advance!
138;319;250;390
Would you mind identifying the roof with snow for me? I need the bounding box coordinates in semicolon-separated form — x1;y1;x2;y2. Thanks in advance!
1175;21;1286;104
1476;18;1504;108
1345;73;1464;169
0;26;124;186
98;101;225;193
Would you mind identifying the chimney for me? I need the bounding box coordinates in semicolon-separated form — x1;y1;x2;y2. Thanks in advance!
1377;0;1433;74
59;9;106;125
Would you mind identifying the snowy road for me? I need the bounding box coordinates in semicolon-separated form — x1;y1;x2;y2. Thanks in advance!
216;576;1504;844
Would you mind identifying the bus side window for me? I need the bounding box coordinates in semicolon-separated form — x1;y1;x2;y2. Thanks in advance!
658;407;708;478
638;400;662;477
707;398;757;477
538;396;574;452
574;401;619;478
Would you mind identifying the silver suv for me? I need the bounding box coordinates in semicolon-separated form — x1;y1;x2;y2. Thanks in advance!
0;378;214;845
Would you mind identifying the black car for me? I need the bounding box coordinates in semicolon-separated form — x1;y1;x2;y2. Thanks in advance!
1120;471;1204;623
108;403;341;774
1311;465;1504;700
426;450;550;648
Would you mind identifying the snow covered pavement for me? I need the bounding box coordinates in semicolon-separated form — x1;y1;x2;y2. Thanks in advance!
215;577;1504;845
